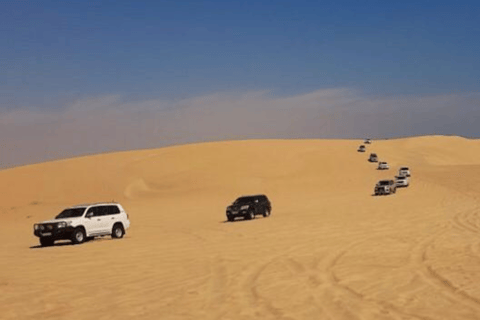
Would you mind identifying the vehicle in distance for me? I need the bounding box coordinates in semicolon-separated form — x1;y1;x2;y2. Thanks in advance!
226;195;271;221
369;153;379;162
377;161;389;170
34;203;130;246
374;180;397;195
358;145;366;152
395;176;410;187
398;166;411;177
364;139;372;144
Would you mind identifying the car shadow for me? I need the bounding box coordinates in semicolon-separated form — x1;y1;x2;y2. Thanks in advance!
29;237;96;249
220;217;269;223
30;242;75;249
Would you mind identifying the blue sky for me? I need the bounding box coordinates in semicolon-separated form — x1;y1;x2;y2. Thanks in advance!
1;0;480;167
2;0;479;109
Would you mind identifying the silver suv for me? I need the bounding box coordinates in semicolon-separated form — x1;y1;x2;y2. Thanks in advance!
34;203;131;246
374;180;397;195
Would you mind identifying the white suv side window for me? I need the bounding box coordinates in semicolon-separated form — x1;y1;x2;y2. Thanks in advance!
104;205;120;215
87;206;103;217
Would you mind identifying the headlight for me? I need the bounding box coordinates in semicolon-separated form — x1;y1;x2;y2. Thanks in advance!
240;205;249;210
34;224;39;230
57;222;67;228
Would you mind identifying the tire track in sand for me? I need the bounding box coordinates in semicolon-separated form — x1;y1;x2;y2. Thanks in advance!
240;238;431;320
318;241;431;320
410;228;480;313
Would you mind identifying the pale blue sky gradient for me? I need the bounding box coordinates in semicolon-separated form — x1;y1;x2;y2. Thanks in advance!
2;0;479;109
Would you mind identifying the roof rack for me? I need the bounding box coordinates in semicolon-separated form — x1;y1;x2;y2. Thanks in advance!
70;201;118;207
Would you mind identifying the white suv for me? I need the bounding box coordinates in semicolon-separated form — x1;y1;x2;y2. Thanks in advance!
395;176;410;187
398;166;411;177
377;162;389;170
34;203;130;246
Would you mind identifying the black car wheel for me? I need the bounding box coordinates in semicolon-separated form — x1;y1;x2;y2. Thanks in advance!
263;208;270;217
227;214;234;222
71;227;86;244
40;237;54;247
247;210;255;220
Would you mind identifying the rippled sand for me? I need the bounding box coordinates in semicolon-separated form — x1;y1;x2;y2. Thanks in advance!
1;136;480;320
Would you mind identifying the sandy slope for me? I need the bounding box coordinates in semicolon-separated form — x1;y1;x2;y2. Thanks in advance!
1;136;480;320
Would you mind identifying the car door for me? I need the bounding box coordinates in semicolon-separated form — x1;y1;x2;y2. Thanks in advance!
86;206;110;235
84;206;101;235
254;197;264;214
261;196;270;212
103;205;120;232
96;206;112;234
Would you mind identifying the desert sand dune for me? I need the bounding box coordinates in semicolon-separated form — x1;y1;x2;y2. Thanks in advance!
1;136;480;320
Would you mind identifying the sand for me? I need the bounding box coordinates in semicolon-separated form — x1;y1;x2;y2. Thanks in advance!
1;136;480;320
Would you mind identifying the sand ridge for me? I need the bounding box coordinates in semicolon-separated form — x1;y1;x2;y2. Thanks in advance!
1;136;480;319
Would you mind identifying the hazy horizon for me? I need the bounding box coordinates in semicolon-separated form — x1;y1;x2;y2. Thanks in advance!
2;88;479;168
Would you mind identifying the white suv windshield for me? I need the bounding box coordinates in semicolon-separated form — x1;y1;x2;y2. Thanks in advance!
55;208;86;219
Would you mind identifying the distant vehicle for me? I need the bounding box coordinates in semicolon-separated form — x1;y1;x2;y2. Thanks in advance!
364;139;372;144
358;145;366;152
398;166;411;177
377;162;389;170
369;153;378;162
34;203;130;246
374;180;397;195
226;195;272;221
395;176;410;187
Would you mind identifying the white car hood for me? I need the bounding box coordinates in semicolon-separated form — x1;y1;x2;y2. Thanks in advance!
37;217;82;224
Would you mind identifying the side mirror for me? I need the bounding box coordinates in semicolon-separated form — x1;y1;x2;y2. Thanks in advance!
86;212;93;219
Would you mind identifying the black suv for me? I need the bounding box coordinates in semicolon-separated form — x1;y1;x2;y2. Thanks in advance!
369;153;378;162
226;195;272;221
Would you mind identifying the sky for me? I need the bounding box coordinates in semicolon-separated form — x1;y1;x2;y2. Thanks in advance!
1;0;480;167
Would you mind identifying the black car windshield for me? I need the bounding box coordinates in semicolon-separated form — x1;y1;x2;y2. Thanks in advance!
234;197;255;204
379;181;390;186
55;208;86;219
401;167;409;170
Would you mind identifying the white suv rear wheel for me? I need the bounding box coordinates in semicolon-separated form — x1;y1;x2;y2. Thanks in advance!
112;224;125;239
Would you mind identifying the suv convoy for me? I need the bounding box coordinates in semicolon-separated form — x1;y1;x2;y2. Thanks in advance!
369;153;378;162
226;195;272;221
398;167;411;177
374;180;397;195
34;203;130;246
377;162;389;170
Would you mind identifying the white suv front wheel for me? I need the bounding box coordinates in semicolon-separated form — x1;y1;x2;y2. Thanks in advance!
72;227;86;244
